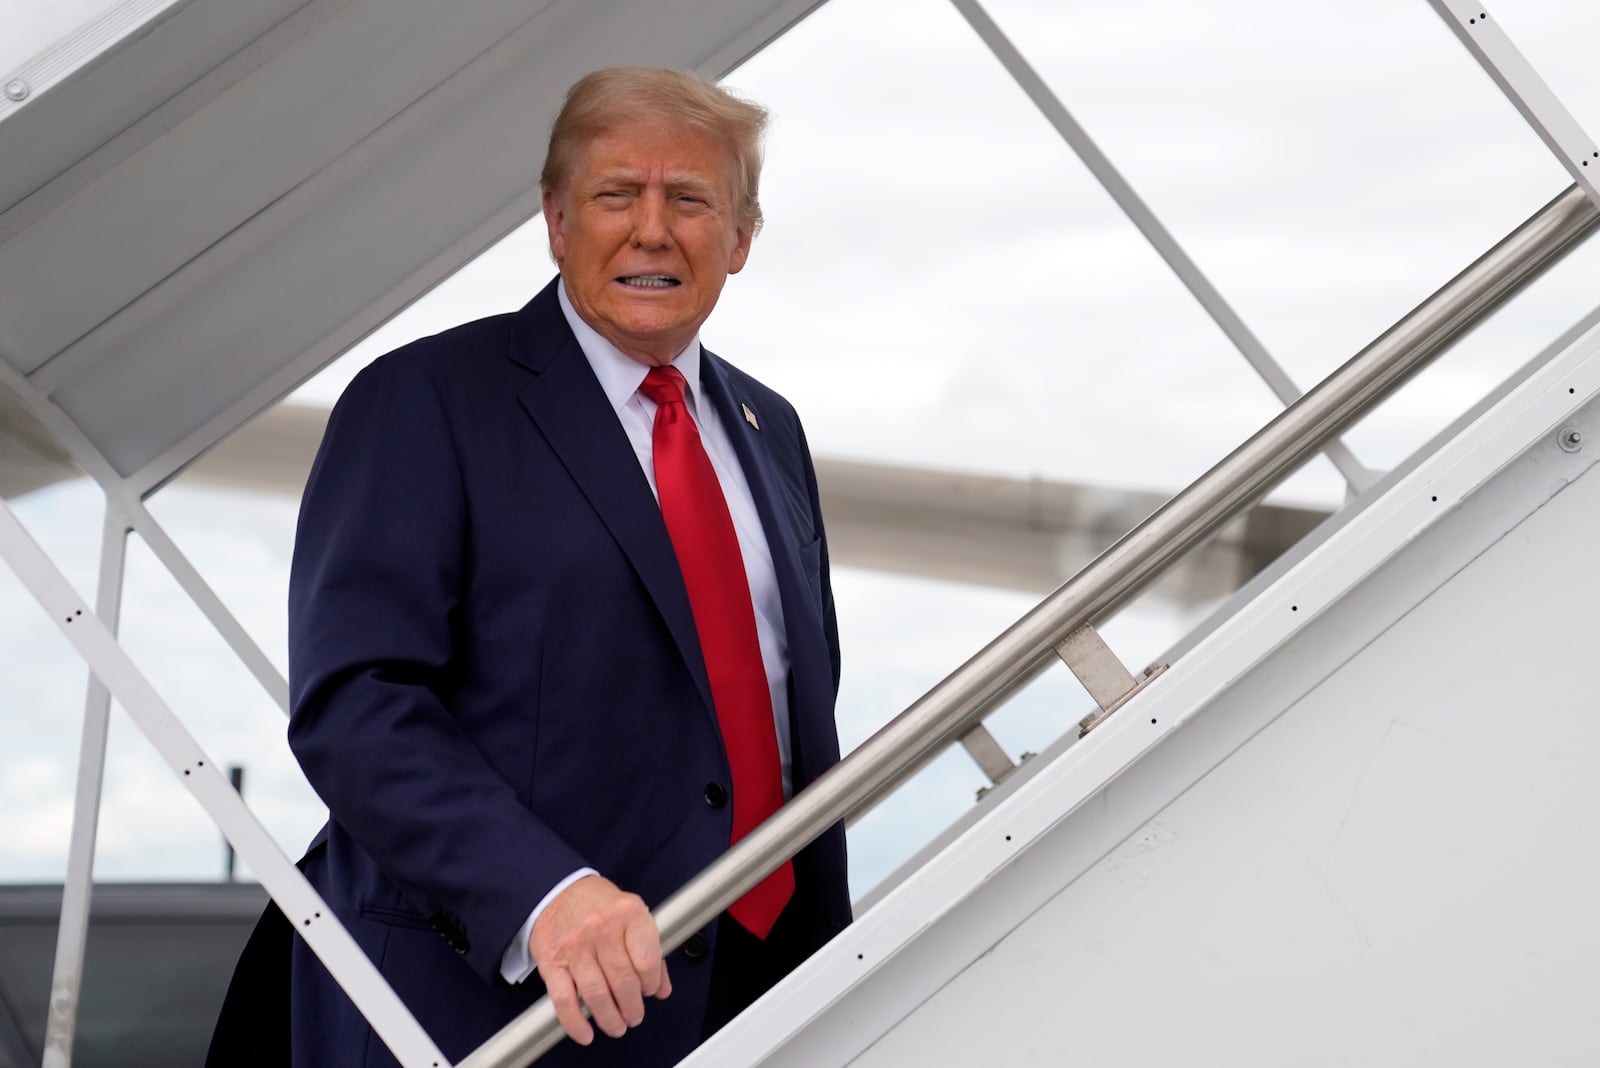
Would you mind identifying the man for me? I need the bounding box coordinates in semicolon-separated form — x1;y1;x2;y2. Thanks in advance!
277;67;850;1067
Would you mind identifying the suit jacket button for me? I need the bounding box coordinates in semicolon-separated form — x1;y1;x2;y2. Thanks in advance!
703;782;727;807
682;934;708;960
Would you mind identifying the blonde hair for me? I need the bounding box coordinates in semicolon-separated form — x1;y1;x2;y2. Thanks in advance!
541;67;769;235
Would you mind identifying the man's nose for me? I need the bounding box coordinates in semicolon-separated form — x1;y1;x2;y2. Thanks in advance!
630;190;671;248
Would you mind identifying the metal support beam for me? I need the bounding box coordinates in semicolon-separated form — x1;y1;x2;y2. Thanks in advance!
125;498;290;713
40;506;129;1068
1429;1;1600;204
947;0;1378;493
0;358;290;713
0;499;447;1068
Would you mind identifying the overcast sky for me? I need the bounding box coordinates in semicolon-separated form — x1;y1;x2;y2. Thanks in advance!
5;0;1600;899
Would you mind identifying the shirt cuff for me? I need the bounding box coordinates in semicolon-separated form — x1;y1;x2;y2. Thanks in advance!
499;868;600;984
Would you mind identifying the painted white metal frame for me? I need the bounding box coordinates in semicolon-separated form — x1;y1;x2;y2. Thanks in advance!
0;0;191;120
0;345;294;1062
682;291;1600;1068
0;361;289;710
1429;1;1600;205
947;0;1378;494
924;0;1600;787
0;500;449;1068
103;0;824;500
39;507;127;1068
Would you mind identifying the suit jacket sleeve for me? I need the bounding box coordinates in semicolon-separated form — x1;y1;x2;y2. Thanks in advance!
287;349;587;983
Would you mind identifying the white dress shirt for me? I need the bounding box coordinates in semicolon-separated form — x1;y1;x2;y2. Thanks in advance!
500;282;794;983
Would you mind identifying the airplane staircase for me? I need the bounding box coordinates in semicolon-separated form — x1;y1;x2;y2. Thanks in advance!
683;279;1600;1068
6;4;1600;1067
458;183;1600;1066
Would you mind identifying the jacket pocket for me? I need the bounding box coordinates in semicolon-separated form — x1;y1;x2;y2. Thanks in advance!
358;903;433;930
798;535;823;579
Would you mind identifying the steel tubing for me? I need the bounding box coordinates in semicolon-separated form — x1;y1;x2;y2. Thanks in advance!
460;183;1598;1068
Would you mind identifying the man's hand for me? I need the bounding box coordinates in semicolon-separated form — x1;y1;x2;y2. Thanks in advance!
529;874;673;1045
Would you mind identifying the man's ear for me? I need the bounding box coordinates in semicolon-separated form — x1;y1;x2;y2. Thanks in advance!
728;227;752;275
542;189;566;264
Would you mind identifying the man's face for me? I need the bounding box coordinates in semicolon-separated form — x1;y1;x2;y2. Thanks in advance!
543;121;752;366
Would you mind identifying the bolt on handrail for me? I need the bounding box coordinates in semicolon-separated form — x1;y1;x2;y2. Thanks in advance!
457;183;1599;1068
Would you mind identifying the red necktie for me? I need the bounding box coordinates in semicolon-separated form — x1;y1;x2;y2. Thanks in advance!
639;365;794;939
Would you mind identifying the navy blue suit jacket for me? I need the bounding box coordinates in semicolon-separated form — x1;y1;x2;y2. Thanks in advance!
285;278;850;1066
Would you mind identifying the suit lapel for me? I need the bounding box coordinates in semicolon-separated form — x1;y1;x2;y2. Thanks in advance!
510;283;715;717
698;354;829;730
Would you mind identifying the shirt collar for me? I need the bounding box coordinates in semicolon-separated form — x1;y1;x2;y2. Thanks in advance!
557;278;703;415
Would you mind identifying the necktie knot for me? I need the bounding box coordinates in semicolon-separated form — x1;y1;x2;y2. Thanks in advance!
639;365;688;408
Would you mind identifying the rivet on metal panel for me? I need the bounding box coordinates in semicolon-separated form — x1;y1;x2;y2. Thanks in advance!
4;79;30;102
1558;426;1583;453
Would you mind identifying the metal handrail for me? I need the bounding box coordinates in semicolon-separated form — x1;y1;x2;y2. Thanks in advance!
458;183;1599;1068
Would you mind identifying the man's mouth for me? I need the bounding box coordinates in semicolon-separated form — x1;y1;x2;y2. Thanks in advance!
618;275;680;288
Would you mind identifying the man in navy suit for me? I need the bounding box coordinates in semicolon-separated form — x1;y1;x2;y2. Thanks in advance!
279;68;851;1066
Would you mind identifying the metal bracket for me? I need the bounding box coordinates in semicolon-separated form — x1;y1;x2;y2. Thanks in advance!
959;723;1017;789
1056;624;1168;736
961;720;1038;802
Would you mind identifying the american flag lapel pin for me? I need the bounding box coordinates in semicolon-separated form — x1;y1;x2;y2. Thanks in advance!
741;403;760;430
